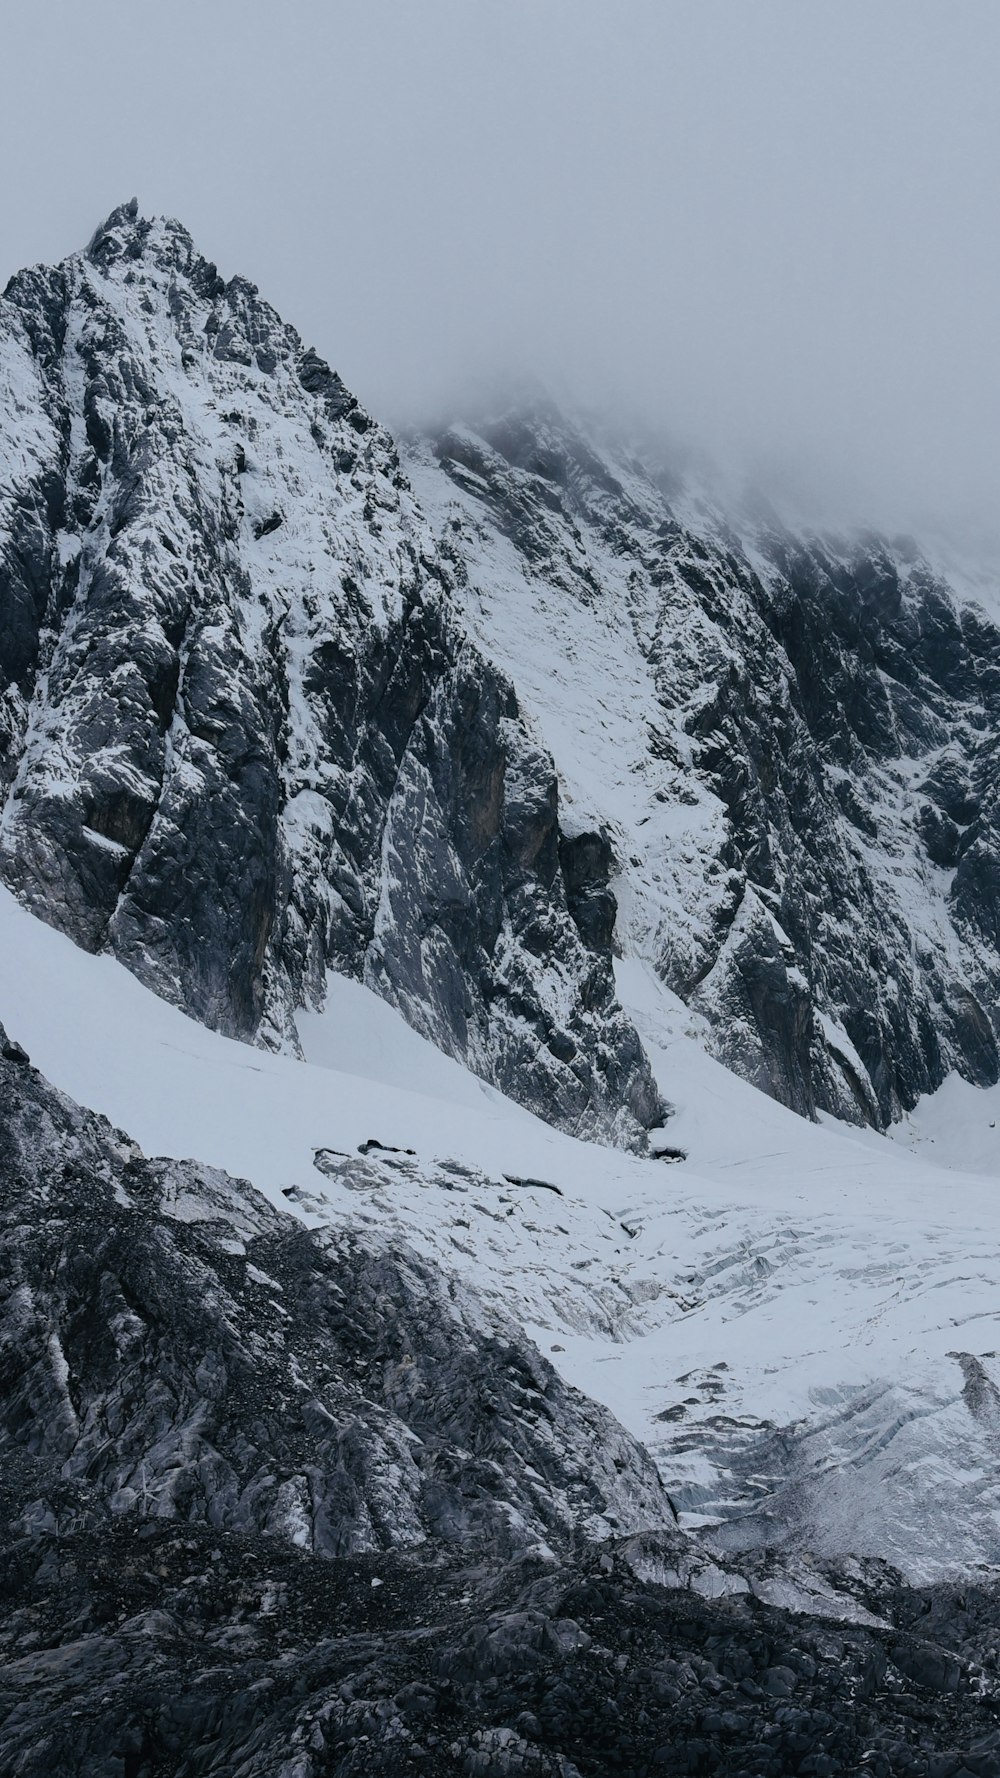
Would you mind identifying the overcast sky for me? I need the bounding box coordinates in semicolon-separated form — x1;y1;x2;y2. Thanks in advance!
3;1;998;535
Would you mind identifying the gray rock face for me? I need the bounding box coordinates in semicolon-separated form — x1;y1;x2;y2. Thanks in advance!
0;1028;671;1564
0;206;660;1145
407;403;1000;1126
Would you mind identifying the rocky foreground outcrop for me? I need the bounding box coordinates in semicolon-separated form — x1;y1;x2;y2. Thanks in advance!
3;1033;1000;1774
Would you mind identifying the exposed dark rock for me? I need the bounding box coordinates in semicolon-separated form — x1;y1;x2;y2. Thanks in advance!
691;886;820;1118
916;801;962;868
559;830;619;955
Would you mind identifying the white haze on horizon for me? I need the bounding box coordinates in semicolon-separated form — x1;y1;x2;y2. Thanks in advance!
2;0;998;544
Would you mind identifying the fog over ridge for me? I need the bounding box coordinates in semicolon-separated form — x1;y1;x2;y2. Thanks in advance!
2;0;998;541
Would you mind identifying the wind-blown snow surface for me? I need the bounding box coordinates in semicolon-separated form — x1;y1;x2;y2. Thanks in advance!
5;881;1000;1584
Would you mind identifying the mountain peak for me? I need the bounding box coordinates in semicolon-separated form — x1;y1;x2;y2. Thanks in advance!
85;198;188;269
0;221;662;1147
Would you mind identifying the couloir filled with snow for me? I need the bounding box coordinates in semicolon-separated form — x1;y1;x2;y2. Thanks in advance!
5;880;1000;1585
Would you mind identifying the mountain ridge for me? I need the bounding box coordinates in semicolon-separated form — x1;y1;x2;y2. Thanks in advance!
6;205;1000;1144
405;395;1000;1126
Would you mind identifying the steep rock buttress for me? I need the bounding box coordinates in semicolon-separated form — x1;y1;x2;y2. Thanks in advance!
0;206;661;1145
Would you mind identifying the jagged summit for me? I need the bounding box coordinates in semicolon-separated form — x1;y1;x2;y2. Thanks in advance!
86;195;190;264
0;208;662;1145
7;197;369;429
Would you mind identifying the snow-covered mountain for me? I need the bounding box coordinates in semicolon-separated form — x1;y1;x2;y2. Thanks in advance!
5;203;999;1144
0;200;658;1146
406;400;1000;1129
5;207;1000;1775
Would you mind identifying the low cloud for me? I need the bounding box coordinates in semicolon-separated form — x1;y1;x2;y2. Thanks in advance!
3;0;998;538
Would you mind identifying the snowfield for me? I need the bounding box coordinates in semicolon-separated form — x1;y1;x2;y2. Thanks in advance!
5;881;1000;1583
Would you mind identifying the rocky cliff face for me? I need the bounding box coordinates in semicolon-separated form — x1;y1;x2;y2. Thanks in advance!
0;204;660;1145
9;209;1000;1774
0;1029;670;1568
407;403;1000;1126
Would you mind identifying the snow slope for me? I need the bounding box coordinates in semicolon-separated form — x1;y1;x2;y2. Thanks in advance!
5;881;1000;1582
891;1069;1000;1179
